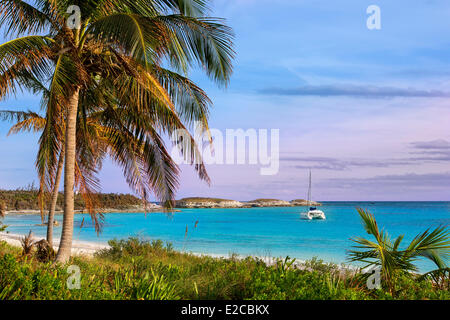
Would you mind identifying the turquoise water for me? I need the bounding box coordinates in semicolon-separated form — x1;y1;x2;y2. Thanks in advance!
3;202;450;272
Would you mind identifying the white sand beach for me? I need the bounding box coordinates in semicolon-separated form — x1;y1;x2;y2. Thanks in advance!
0;231;283;262
0;231;109;256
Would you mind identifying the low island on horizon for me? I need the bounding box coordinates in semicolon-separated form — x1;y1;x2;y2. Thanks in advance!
0;189;321;214
176;197;322;208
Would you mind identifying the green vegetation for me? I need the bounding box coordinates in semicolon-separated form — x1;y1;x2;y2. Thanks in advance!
249;199;283;202
1;202;448;300
348;208;450;296
177;197;235;203
0;237;448;300
0;188;145;212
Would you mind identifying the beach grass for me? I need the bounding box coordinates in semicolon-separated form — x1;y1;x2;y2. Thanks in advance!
0;238;448;300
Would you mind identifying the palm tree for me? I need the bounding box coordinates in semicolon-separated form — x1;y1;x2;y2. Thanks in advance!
348;208;450;295
0;200;5;216
2;109;68;246
0;0;234;262
0;109;58;244
0;200;6;232
1;96;210;250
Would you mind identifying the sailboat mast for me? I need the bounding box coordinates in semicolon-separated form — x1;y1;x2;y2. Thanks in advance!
307;170;312;206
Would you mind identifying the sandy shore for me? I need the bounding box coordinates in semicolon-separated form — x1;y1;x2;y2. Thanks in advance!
0;232;109;256
0;231;283;263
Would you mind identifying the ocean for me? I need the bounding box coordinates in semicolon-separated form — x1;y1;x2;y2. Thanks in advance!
3;202;450;272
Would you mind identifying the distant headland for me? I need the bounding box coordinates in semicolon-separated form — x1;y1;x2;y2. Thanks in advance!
0;189;166;214
175;197;321;208
0;189;321;214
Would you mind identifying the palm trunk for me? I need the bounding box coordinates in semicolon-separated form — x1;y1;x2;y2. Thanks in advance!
55;88;79;263
46;146;64;247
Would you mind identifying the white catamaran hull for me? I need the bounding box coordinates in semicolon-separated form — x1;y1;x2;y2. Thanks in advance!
301;209;326;220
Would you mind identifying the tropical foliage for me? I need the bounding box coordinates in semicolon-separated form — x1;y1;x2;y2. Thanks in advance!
0;237;449;300
348;208;450;295
0;188;154;211
1;95;207;244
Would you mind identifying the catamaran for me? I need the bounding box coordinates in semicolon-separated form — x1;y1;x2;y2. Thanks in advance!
301;171;326;220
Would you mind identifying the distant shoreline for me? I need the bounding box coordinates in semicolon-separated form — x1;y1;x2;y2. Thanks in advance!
175;197;322;208
4;200;449;215
2;207;177;215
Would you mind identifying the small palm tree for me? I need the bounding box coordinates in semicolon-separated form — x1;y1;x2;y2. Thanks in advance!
348;208;450;295
20;231;35;257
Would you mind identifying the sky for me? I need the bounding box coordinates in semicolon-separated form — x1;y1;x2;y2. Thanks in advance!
1;0;450;201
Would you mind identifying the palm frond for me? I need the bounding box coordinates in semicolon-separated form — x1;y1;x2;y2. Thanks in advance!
0;0;53;36
0;110;46;134
155;15;234;84
405;225;450;268
0;35;53;98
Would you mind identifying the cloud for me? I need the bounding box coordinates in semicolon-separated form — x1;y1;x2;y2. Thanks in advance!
282;139;450;172
409;139;450;161
320;172;450;189
259;85;450;98
282;156;415;171
410;139;450;150
409;155;450;162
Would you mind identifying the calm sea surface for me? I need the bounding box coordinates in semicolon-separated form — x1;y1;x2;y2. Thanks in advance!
3;202;450;272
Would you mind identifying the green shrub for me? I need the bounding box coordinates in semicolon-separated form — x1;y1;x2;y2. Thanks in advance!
96;237;174;261
130;270;179;300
